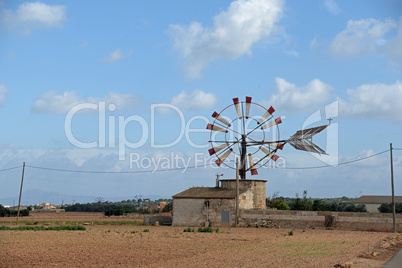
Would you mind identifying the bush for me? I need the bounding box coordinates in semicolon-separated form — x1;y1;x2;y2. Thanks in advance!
104;209;124;217
378;203;402;213
271;200;290;210
197;227;213;233
20;209;30;217
183;227;195;232
0;205;29;217
0;225;85;231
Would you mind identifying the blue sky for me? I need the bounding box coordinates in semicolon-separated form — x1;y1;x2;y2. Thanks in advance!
0;0;401;205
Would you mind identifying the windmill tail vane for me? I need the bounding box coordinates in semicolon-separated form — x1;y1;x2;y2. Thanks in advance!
207;96;330;179
285;125;329;155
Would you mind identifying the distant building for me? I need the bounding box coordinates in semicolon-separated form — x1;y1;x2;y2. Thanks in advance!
9;206;27;211
172;179;266;227
355;195;402;213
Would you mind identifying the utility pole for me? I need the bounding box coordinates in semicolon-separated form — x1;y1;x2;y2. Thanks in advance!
235;157;239;227
390;143;396;233
16;162;25;225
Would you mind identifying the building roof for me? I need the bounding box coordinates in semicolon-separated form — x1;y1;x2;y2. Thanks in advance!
355;195;402;204
173;187;247;199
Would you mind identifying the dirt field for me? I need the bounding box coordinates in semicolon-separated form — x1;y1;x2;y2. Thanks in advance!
0;212;401;268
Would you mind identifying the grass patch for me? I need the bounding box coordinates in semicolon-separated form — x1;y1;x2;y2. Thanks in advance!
0;220;142;226
281;241;354;258
198;227;219;233
0;225;86;231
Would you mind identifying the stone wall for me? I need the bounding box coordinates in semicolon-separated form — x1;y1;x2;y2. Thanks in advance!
144;216;172;226
220;179;266;209
239;209;402;232
364;203;381;213
172;198;236;227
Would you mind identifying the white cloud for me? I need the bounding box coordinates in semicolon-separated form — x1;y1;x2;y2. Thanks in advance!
79;41;90;48
102;49;133;64
168;0;284;79
156;89;217;115
309;35;318;50
283;49;299;56
339;80;402;122
1;2;66;35
0;84;8;106
384;17;402;62
328;18;396;57
32;91;139;114
171;89;216;110
262;78;333;113
324;0;341;15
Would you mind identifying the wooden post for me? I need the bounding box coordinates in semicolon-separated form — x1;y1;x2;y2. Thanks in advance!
390;143;396;233
235;157;239;227
16;162;25;225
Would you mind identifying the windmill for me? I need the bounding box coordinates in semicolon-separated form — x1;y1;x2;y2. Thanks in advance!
207;96;329;180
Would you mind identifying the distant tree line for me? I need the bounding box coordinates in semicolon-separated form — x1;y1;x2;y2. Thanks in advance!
266;191;367;212
62;198;172;216
0;204;30;217
378;203;402;213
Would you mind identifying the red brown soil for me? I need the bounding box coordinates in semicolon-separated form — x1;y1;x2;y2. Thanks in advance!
0;212;401;268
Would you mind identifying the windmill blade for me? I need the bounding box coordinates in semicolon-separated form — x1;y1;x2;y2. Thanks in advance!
287;124;329;155
261;141;284;150
259;146;279;161
212;111;231;127
287;139;327;155
248;153;258;175
245;96;252;119
233;98;242;119
207;123;228;133
215;149;233;166
257;106;275;124
261;117;282;130
208;143;229;156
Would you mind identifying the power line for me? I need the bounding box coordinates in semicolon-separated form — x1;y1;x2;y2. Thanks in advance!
282;149;390;170
0;148;397;174
22;149;392;173
0;166;21;172
25;163;205;174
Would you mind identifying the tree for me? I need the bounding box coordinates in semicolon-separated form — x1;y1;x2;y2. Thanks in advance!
271;200;290;210
378;203;402;213
291;190;312;211
162;202;173;212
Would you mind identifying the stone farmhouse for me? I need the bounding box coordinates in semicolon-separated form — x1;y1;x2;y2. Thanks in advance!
354;195;402;213
172;179;266;227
